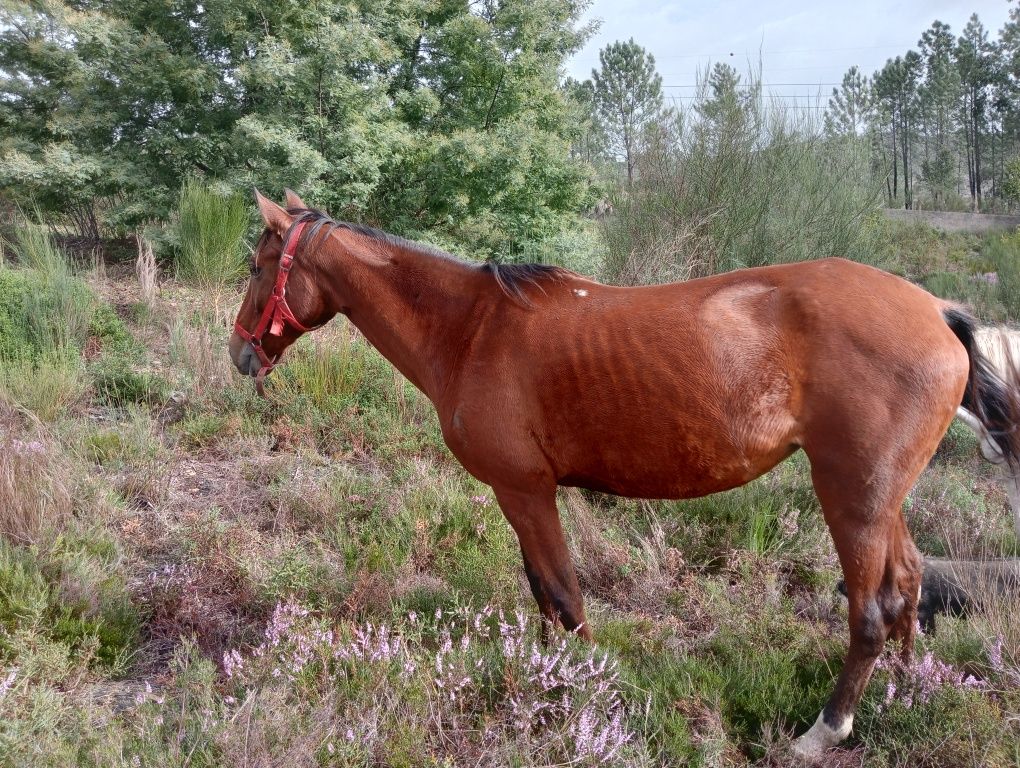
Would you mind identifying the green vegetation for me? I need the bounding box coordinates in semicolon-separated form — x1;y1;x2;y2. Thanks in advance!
172;181;250;292
0;214;1017;765
0;0;593;258
1;3;1020;766
597;69;883;284
822;13;1020;213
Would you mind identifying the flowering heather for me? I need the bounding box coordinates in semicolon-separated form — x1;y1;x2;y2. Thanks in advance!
0;667;18;700
877;651;988;710
9;439;46;456
222;602;638;764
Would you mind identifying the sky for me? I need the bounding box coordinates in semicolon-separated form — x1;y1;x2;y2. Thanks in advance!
566;1;1015;111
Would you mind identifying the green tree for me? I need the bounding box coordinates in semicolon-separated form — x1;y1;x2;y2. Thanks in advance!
956;14;996;210
562;77;609;166
0;0;594;258
824;66;873;138
1002;155;1020;206
917;21;962;205
591;38;664;185
874;53;922;208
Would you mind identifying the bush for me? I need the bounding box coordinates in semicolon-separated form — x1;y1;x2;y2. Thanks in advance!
600;72;883;285
0;223;132;423
173;180;251;292
0;349;84;421
0;534;138;670
0;261;94;363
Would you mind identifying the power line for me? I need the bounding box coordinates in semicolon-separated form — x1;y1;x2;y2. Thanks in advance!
650;44;920;60
661;83;841;88
668;96;830;104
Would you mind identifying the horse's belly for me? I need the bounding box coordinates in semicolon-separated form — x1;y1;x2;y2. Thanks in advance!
554;420;797;500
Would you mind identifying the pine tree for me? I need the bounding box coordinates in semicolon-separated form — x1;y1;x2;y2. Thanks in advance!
918;21;962;205
874;54;921;208
591;39;664;185
824;66;873;138
956;14;996;210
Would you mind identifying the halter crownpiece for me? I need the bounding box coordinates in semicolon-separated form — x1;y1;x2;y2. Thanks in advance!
234;219;322;395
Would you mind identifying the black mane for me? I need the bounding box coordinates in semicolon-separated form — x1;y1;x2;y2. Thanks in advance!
480;261;569;304
286;207;572;304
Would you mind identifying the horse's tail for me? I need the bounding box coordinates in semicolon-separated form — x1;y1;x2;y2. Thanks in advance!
943;308;1020;469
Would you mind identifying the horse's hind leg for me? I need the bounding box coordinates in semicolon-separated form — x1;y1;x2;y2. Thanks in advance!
793;451;926;757
494;485;593;642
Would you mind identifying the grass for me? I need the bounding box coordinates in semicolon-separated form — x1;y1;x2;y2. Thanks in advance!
0;404;71;544
0;215;1018;767
173;179;251;300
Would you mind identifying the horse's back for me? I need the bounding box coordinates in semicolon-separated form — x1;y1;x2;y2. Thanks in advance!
443;257;969;498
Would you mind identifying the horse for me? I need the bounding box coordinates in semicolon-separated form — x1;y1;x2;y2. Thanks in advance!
956;326;1020;539
229;190;1020;759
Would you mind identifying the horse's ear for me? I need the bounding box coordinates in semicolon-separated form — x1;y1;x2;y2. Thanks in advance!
254;188;292;237
284;188;307;210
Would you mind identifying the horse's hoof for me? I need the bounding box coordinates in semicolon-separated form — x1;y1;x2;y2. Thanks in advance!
791;711;852;761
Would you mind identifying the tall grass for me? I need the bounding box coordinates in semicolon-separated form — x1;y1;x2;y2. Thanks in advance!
0;222;96;418
982;230;1020;322
0;403;71;544
268;323;373;411
600;70;883;284
0;223;95;355
174;180;250;295
3;218;67;276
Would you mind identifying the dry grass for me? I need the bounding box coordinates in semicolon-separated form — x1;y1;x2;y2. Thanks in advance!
135;230;158;305
0;401;72;544
167;318;235;397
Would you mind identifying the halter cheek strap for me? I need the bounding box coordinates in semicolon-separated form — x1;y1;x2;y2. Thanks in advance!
234;220;322;395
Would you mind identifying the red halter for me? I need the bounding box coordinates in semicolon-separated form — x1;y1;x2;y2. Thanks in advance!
234;220;321;395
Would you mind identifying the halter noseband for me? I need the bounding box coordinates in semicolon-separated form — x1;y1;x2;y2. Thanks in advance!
234;219;321;395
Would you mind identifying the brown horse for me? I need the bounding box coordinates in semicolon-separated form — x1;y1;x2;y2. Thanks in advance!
229;191;1020;758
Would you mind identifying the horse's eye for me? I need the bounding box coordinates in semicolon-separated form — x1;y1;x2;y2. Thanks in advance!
250;263;262;278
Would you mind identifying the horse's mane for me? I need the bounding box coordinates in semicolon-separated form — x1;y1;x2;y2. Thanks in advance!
286;207;573;304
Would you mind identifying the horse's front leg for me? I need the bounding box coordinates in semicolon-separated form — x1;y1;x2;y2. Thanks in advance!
494;485;593;643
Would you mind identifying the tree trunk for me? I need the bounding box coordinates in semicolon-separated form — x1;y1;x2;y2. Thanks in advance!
891;118;899;202
917;557;1020;632
838;557;1020;633
901;112;911;210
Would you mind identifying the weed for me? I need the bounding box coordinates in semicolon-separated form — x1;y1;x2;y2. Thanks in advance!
89;351;168;407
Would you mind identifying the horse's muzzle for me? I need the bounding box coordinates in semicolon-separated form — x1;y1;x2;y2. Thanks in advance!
234;341;261;377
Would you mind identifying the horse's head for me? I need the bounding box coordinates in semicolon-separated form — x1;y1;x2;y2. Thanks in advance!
229;189;334;390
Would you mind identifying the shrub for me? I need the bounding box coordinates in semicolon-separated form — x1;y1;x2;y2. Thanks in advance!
600;73;883;285
0;536;138;671
0;349;84;421
0;263;94;363
173;180;251;293
218;603;649;766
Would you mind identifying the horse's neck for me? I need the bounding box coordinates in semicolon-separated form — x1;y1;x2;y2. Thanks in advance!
322;232;482;402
